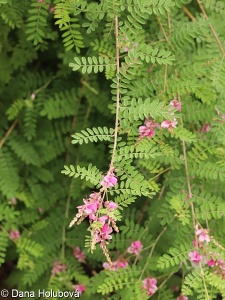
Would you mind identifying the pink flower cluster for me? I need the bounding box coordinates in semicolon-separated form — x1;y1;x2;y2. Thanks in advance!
170;99;181;112
160;99;180;133
103;259;128;271
72;284;86;295
196;226;210;244
73;247;86;263
189;225;210;264
189;250;202;263
177;295;188;300
138;118;159;139
199;124;211;133
91;203;118;249
76;192;102;221
11;198;17;204
9;229;20;240
207;255;225;279
51;260;67;275
161;118;178;131
127;240;143;255
138;99;181;139
142;276;157;296
101;171;117;188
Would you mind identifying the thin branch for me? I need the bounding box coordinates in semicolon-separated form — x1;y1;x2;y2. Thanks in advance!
110;15;120;169
167;12;172;37
196;0;225;57
0;119;18;149
182;6;196;21
139;225;168;281
157;16;173;49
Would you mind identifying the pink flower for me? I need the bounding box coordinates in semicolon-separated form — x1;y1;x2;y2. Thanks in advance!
76;192;102;221
192;240;198;247
103;260;128;271
170;100;181;112
215;259;225;278
188;251;202;263
161;118;177;131
127;240;143;255
98;215;109;225
51;260;67;275
138;118;158;138
49;5;55;13
199;124;211;133
142;277;157;296
100;224;113;240
73;284;86;295
101;172;117;188
196;228;210;243
11;198;17;204
31;93;36;100
38;207;43;213
177;296;188;300
9;229;20;240
104;201;118;210
207;259;216;267
73;247;86;263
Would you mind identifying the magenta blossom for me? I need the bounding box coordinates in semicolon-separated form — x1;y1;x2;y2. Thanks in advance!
127;240;143;255
73;247;86;263
75;192;102;222
51;260;67;275
142;277;157;296
100;224;113;240
98;215;109;225
11;198;17;204
72;284;86;295
101;172;117;188
104;201;118;210
9;229;20;240
161;118;177;131
139;118;159;138
199;123;211;133
103;260;128;271
192;240;198;247
207;259;216;267
49;5;55;13
189;251;202;263
170;99;181;112
196;228;210;243
177;295;188;300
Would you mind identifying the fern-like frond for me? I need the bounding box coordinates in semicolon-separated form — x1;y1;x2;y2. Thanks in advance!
71;127;114;145
61;163;102;186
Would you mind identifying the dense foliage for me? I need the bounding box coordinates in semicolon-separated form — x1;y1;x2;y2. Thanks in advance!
1;0;225;299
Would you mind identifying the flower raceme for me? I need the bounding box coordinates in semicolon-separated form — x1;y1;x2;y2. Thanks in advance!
69;170;119;262
161;118;178;132
177;295;188;300
139;115;178;140
138;118;159;139
103;259;128;271
9;229;20;240
188;250;202;263
170;99;181;112
142;277;158;296
72;284;86;295
196;228;210;244
73;247;86;263
101;171;117;188
127;240;143;255
51;260;67;275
